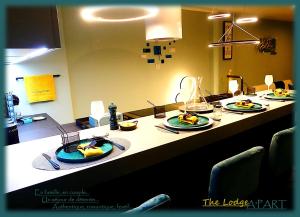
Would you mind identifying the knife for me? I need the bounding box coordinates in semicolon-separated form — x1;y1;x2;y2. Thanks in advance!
222;109;244;115
42;153;60;170
155;125;179;134
110;141;126;151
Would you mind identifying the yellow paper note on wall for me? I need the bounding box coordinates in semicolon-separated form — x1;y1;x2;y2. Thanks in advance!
24;74;56;103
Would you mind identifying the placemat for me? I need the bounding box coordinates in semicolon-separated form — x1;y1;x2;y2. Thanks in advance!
32;137;130;171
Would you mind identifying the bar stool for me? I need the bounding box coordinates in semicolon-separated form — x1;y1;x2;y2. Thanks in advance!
267;128;294;197
125;194;170;213
208;146;265;200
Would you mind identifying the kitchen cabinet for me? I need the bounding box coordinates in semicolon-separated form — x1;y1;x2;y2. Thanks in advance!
6;6;61;48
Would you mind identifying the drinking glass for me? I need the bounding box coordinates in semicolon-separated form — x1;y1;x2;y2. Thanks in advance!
154;105;166;118
264;75;273;92
229;80;239;97
213;104;222;121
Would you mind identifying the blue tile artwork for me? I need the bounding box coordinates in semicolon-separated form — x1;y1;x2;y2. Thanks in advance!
147;59;155;63
153;46;161;55
143;48;151;53
141;40;176;67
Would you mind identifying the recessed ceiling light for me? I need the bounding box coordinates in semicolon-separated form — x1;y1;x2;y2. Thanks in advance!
208;13;231;20
236;17;258;24
80;6;159;22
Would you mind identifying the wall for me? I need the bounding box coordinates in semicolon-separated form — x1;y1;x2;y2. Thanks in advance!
61;8;214;119
5;9;74;124
215;19;293;93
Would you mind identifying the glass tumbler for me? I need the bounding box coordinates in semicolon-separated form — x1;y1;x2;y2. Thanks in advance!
213;105;222;121
154;106;166;118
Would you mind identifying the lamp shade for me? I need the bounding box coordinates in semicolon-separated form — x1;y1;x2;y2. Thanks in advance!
145;6;182;41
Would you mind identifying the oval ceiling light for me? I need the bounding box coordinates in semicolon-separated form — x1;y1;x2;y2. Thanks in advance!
236;17;258;24
145;6;182;41
208;13;231;20
80;6;159;22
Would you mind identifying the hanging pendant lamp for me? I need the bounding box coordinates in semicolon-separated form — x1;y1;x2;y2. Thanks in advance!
208;21;260;48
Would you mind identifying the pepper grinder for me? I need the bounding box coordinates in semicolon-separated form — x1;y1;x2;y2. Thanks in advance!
108;102;119;130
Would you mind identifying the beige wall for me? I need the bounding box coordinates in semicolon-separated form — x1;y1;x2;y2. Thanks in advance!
62;8;293;119
216;19;293;93
61;8;214;119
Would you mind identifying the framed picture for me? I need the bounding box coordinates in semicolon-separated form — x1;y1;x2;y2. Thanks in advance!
223;21;233;60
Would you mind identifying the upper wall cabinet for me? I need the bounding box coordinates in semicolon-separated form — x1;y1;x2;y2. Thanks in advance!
6;7;61;48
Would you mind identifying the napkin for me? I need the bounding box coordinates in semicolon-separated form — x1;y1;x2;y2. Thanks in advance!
77;143;104;158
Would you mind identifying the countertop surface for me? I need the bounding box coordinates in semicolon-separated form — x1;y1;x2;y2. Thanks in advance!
16;113;81;143
5;92;294;193
17;113;61;142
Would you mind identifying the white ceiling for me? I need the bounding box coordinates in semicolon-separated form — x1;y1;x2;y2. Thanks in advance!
182;5;294;22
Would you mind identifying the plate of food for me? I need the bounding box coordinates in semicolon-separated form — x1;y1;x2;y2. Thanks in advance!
55;138;113;163
224;99;266;112
264;88;295;100
163;113;213;130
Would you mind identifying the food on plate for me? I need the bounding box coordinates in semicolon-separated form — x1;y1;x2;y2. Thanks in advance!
178;113;198;125
119;121;138;131
235;99;254;108
273;88;290;97
120;122;135;127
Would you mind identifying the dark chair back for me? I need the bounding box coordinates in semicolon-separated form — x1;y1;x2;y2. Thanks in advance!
274;81;285;89
125;194;170;213
269;127;294;177
208;146;265;200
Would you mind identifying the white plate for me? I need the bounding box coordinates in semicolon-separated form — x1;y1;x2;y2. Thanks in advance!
32;116;46;121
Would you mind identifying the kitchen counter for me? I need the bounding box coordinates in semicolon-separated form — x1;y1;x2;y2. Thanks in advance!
17;113;61;143
16;113;81;143
5;93;294;194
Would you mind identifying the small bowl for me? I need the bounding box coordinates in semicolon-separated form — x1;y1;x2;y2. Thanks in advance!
119;121;138;131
